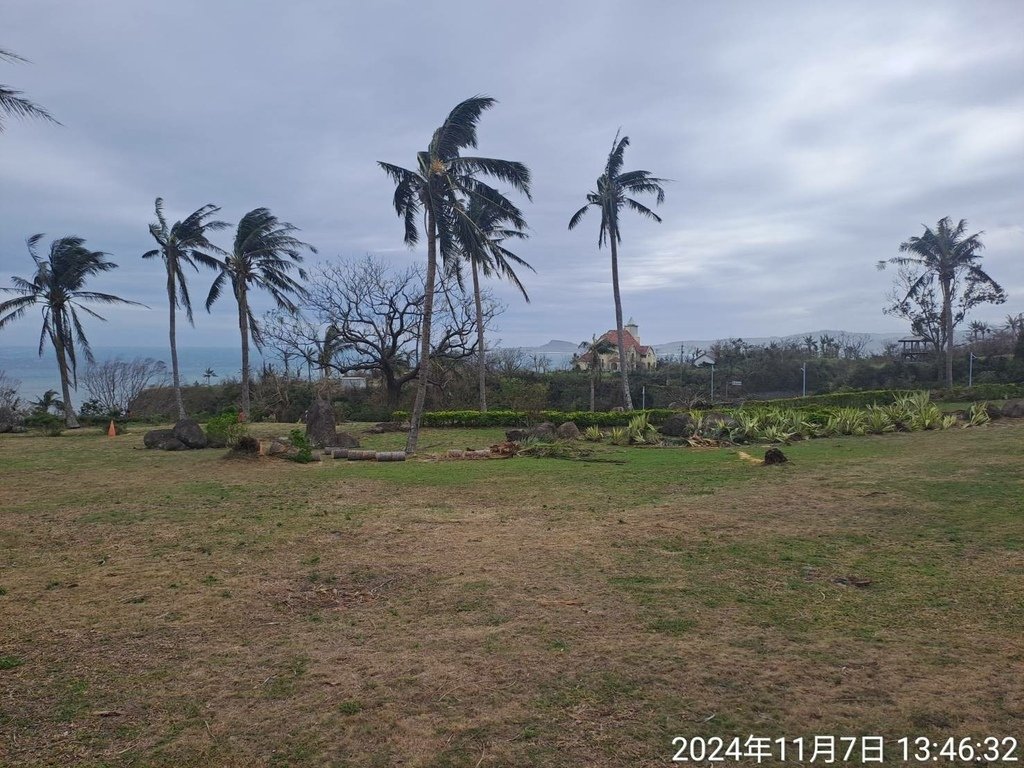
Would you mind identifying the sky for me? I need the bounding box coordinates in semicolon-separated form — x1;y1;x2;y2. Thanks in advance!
2;0;1022;351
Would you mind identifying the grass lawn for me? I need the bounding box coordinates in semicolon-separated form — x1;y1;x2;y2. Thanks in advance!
1;420;1022;766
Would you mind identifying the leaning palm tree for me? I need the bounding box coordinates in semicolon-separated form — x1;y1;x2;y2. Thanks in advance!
143;198;228;419
205;208;315;417
1;48;60;132
890;217;1005;388
461;194;531;412
379;95;531;453
569;132;667;410
0;235;141;427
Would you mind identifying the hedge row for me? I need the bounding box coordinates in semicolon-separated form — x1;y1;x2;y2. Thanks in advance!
390;408;684;429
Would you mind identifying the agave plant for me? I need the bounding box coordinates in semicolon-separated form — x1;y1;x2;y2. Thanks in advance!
626;413;660;444
967;402;991;427
582;425;603;441
941;414;958;430
865;404;896;434
761;425;797;444
827;407;868;436
608;426;630;446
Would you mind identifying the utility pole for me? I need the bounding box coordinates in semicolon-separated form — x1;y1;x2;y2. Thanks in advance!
710;363;715;404
968;351;976;388
801;362;807;397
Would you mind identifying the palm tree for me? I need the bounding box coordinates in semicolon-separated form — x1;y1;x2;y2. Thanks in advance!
205;208;315;417
891;217;1005;388
143;198;228;419
0;48;60;132
379;95;531;453
0;235;141;427
30;389;63;415
462;194;531;412
203;367;217;386
569;132;667;410
578;336;616;411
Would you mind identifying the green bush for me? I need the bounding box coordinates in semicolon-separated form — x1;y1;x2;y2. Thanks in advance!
25;413;63;436
286;428;315;463
205;411;248;447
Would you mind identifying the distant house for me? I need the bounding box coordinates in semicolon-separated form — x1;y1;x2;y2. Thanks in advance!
574;319;658;372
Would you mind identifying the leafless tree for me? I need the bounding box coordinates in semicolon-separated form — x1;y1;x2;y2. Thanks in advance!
81;357;167;415
265;255;501;407
835;332;870;360
488;347;528;377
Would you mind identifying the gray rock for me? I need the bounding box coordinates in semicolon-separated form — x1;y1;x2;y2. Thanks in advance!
1001;399;1024;418
144;428;176;449
659;413;695;437
173;418;208;449
555;421;581;440
267;438;292;456
505;429;529;442
332;432;360;449
159;437;188;451
529;422;556;441
305;398;338;448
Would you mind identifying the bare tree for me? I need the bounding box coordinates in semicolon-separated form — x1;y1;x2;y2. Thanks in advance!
835;332;870;360
265;255;501;407
488;347;528;377
81;357;168;415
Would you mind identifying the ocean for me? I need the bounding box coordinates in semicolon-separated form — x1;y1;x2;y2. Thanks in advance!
0;345;264;402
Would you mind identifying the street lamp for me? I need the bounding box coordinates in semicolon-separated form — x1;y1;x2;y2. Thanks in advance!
968;351;977;388
801;362;807;397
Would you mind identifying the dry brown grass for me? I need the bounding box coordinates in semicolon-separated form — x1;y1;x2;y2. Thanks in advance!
1;421;1022;766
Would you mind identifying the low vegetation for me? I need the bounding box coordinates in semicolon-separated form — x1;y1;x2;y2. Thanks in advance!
1;417;1022;765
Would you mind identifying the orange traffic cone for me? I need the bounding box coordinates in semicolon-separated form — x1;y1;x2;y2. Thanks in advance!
107;420;117;437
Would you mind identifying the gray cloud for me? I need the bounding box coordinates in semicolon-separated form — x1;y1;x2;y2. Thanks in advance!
2;0;1022;351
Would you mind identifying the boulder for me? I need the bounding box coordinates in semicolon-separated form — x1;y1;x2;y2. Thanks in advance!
206;433;227;449
267;438;292;457
764;447;789;465
305;398;338;448
173;418;208;449
505;429;529;442
659;413;695;437
159;438;188;451
144;428;177;449
529;422;556;441
1000;399;1024;418
555;421;581;440
365;421;411;434
331;432;360;449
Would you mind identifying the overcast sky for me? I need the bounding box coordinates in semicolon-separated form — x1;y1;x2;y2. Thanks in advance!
2;0;1022;351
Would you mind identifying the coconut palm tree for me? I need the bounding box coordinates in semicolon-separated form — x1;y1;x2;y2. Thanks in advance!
379;95;531;453
461;194;531;412
577;336;616;412
143;198;228;419
0;235;141;427
203;367;217;386
569;132;667;410
891;217;1005;388
1;48;59;132
205;208;315;417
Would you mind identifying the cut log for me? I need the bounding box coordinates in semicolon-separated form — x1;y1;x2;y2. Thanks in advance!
375;451;406;462
346;450;377;461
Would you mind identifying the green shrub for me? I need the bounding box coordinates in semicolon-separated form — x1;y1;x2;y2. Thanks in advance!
25;413;63;436
286;428;315;463
205;412;248;447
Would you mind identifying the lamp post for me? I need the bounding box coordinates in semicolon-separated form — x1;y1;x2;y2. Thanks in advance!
801;362;807;397
968;351;976;388
710;363;715;404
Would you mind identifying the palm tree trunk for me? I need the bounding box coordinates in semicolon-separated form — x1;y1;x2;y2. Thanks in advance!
471;258;487;412
609;235;633;410
167;270;186;420
407;207;437;454
942;279;954;388
52;323;79;428
237;283;251;417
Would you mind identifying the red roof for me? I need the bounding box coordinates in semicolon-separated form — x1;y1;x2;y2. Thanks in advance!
578;329;653;363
